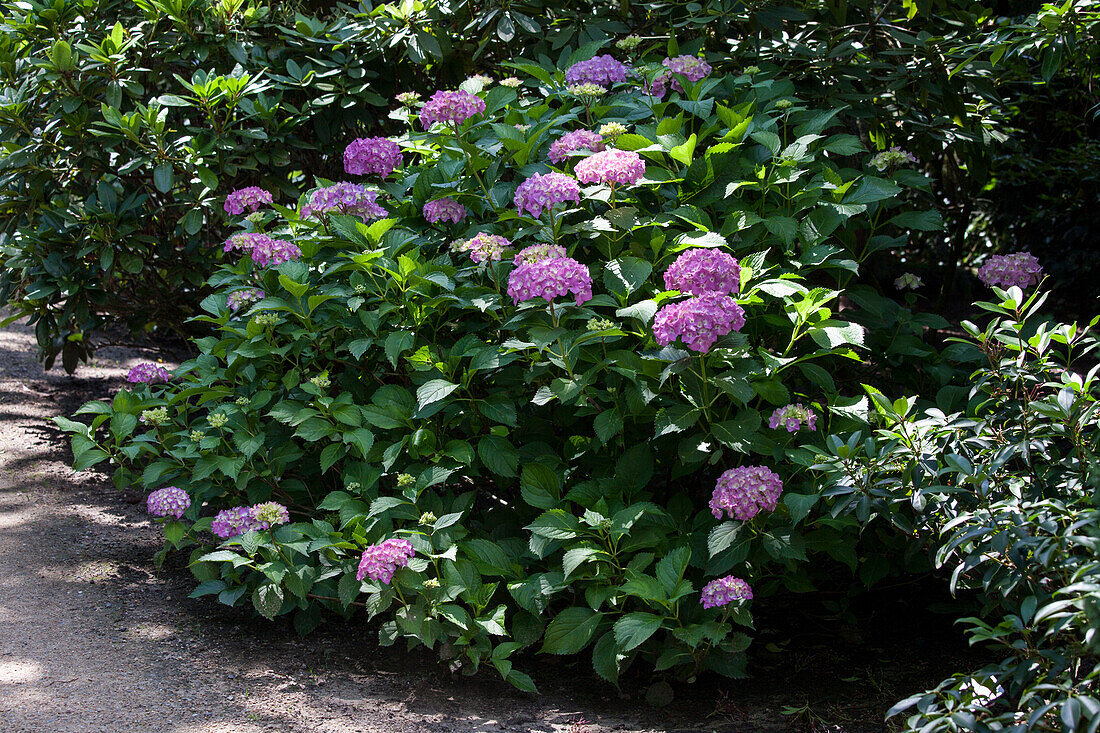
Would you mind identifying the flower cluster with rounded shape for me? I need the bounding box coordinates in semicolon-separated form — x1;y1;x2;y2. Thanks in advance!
210;501;290;539
514;243;567;265
227;288;264;312
423;198;467;224
343;137;402;178
419;90;486;129
223;233;301;269
127;363;170;384
301;183;386;222
224;187;272;215
575;149;646;186
700;576;753;609
146;487;190;519
252;501;290;530
769;403;818;433
564;54;631;87
513;172;581;219
508;257;593;307
653;293;745;352
650;55;713;97
356;538;415;584
978;252;1043;289
710;466;784;522
871;147;919;171
549;130;604;164
453;233;510;263
664;249;741;296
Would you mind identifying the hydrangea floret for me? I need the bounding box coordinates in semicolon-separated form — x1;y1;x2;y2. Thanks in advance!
453;233;511;263
653;293;745;352
567;83;607;98
395;91;421;106
223;187;273;215
514;243;567;265
564;54;632;87
208;413;228;428
223;233;301;268
423;198;467;224
895;273;924;290
650;55;713;97
768;403;818;433
575;149;646;186
499;77;522;88
356;538;415;584
252;502;290;530
598;122;628;138
300;183;386;222
343;137;402;178
508;257;593;306
140;407;169;425
227;288;264;312
616;35;642;51
419;90;486;128
709;465;784;521
211;505;259;538
126;363;170;384
146;487;190;519
977;252;1043;289
871;147;919;171
664;249;741;296
514;172;581;219
549;130;605;165
700;576;753;609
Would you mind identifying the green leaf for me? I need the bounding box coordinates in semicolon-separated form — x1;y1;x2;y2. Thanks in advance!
670;133;697;165
656;547;691;595
603;256;653;296
478;435;519;477
252;583;285;620
416;379;458;410
525;509;580;540
563;546;601;578
708;521;742;557
153;163;174;193
385;331;415;367
338;573;361;608
592;632;622;684
520;463;561;509
541;607;602;655
613;612;664;652
889;209;943;231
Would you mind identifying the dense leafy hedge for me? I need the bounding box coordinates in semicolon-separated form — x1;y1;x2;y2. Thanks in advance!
58;50;947;687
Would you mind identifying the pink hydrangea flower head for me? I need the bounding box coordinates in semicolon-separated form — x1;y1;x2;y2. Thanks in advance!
564;55;632;87
126;363;170;384
356;538;415;584
508;257;592;306
710;466;783;521
251;502;290;530
575;149;646;186
514;243;567;265
977;252;1043;289
300;182;386;222
514;172;581;219
423;198;467;224
223;233;301;268
146;487;190;519
211;505;260;539
549;130;605;165
653;293;745;352
661;55;713;93
769;403;818;433
343;137;402;178
227;288;264;312
454;233;511;263
223;187;272;215
664;249;741;295
700;576;753;609
419;90;486;128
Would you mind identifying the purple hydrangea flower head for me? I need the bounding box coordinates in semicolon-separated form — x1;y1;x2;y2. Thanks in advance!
252;502;290;530
227;288;264;312
564;55;631;87
514;243;567;265
575;149;646;186
419;90;486;129
423;198;467;223
146;487;190;519
514;172;581;219
700;576;753;609
653;293;745;352
126;363;170;384
508;257;593;306
454;233;511;263
223;233;301;268
301;182;386;222
768;403;818;433
664;249;741;296
356;538;415;584
224;187;273;215
977;252;1043;289
343;137;402;178
549;130;605;165
661;55;713;93
710;466;783;521
211;505;260;539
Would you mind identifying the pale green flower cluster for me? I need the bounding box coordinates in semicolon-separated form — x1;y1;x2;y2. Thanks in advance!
141;407;169;425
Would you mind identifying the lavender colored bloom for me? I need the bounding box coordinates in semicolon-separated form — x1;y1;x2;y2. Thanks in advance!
508;257;593;306
768;403;818;433
343;137;402;178
252;502;290;530
575;149;646;186
126;363;170;384
210;505;260;539
223;187;272;215
514;172;581;219
649;55;713;97
419;90;486;129
564;55;631;87
977;252;1043;289
453;233;511;263
146;487;190;519
514;243;567;265
227;288;264;312
223;233;301;268
301;182;386;222
664;249;741;296
700;576;753;609
871;147;919;171
356;538;415;584
710;466;783;522
423;198;467;224
549;130;605;165
653;293;745;352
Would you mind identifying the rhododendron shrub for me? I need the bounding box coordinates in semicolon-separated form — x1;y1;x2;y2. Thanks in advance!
61;46;942;690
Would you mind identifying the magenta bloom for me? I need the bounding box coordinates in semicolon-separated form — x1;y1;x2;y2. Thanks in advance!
549;130;605;165
700;576;753;609
508;256;592;307
575;149;646;186
710;466;783;522
455;233;511;263
223;187;272;215
301;182;386;221
977;252;1043;289
653;293;745;352
419;90;486;128
227;288;264;312
210;506;260;539
564;55;632;87
514;172;581;219
664;249;741;296
223;233;301;268
343;137;402;178
251;502;290;530
514;243;567;265
126;363;170;384
423;198;467;224
649;55;713;97
769;403;818;433
146;487;190;519
356;538;415;584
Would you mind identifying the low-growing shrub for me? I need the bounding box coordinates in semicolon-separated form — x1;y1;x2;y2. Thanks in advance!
59;47;946;688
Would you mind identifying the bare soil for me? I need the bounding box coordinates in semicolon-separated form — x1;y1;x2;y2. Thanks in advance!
0;317;979;733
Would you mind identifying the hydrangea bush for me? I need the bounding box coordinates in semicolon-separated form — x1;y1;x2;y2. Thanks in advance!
59;47;942;689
